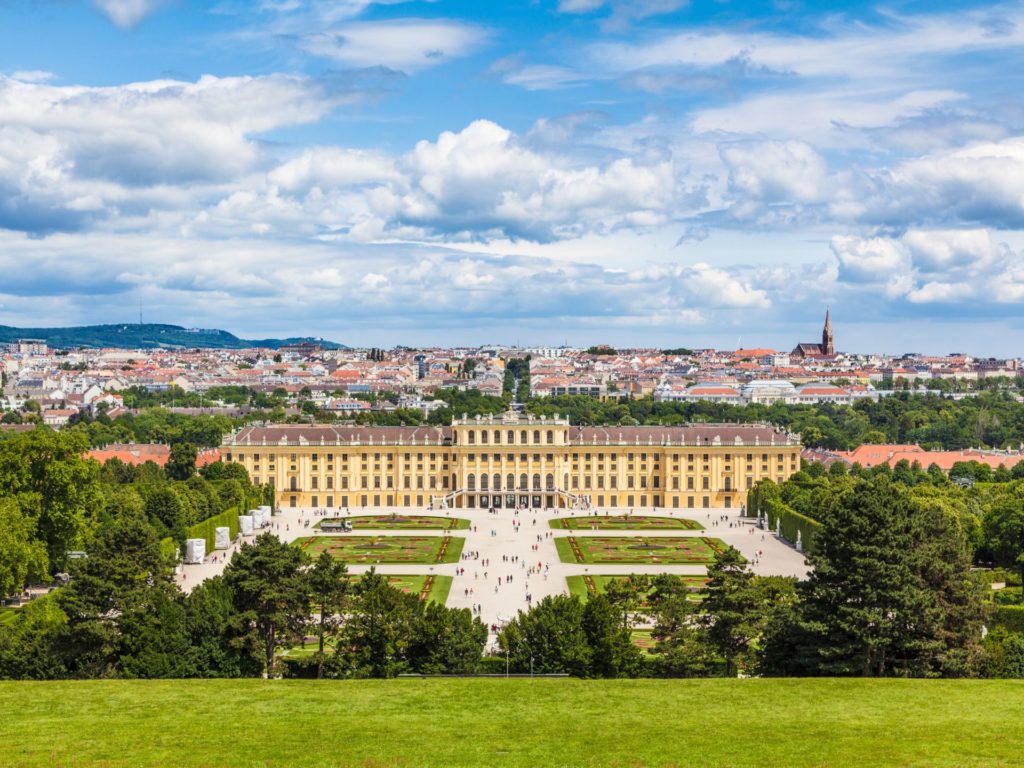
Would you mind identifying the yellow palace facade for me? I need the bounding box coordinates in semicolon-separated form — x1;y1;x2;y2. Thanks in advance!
222;411;800;511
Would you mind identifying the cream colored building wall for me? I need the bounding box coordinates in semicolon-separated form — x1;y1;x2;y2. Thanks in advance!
226;434;799;511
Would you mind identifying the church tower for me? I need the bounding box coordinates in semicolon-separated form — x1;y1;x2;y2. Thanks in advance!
822;308;834;356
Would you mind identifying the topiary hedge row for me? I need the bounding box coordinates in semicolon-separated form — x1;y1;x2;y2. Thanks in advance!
186;506;240;553
747;480;822;556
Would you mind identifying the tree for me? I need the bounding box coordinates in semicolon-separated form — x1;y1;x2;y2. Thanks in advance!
582;594;643;677
498;594;591;676
0;499;48;599
602;574;649;630
701;546;759;676
0;594;69;679
223;533;311;677
56;513;181;677
306;552;349;679
342;569;419;678
408;601;488;675
165;442;197;481
184;575;261;677
0;429;103;569
763;477;981;677
983;499;1024;604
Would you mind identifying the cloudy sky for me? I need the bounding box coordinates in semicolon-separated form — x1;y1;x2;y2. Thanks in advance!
2;0;1024;353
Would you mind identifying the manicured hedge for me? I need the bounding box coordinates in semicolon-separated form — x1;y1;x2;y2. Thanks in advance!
747;481;821;555
995;605;1024;634
186;506;241;553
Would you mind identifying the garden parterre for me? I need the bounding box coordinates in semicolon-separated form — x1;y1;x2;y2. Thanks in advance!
294;535;464;564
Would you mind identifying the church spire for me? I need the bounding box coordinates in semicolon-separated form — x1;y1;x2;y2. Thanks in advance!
822;306;834;355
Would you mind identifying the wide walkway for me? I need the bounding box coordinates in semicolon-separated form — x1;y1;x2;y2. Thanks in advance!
175;505;810;649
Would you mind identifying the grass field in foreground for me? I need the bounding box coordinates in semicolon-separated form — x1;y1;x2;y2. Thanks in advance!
555;535;730;564
551;515;704;530
316;515;471;530
2;679;1023;767
294;535;464;564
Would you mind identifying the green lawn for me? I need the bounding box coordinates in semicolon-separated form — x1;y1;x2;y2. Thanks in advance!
294;535;464;564
556;535;731;564
565;574;708;602
316;515;470;530
551;515;703;530
2;679;1023;767
347;574;454;604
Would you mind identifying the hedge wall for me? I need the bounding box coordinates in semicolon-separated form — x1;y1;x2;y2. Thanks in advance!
762;499;822;556
746;480;822;556
186;506;241;553
995;605;1024;634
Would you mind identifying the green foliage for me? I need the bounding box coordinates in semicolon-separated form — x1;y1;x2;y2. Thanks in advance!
223;533;311;676
0;499;49;598
994;605;1024;634
186;507;241;555
498;594;592;676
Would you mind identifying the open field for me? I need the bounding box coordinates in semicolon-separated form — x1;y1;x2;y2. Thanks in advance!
566;574;708;602
295;535;464;564
551;515;703;530
316;515;470;530
555;535;731;564
2;679;1023;767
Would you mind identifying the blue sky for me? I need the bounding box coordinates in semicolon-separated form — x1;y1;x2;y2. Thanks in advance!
2;0;1024;353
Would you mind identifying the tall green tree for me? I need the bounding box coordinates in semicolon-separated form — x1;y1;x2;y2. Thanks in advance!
0;498;48;598
498;594;591;676
582;594;643;678
408;601;488;675
166;442;198;481
342;569;418;678
223;533;311;677
56;513;181;677
306;552;350;679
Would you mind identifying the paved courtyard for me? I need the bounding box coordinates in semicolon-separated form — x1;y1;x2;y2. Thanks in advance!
175;505;810;650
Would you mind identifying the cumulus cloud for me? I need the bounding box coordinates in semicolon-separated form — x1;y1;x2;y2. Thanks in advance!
720;140;827;204
831;229;1024;305
0;71;392;234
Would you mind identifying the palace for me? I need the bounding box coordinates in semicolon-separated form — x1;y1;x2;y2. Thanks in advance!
223;412;801;511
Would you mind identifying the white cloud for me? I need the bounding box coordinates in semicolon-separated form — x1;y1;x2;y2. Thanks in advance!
302;19;487;72
720;141;827;204
0;72;380;234
93;0;167;29
831;229;1024;305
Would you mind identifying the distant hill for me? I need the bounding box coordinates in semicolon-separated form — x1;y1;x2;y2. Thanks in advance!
0;324;347;350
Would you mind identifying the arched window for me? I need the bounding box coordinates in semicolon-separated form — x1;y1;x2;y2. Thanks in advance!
520;430;527;444
507;473;515;491
467;473;476;491
546;473;554;490
533;473;541;490
480;474;489;491
533;430;540;444
468;430;475;445
481;430;488;444
493;430;501;444
507;430;514;444
493;473;501;491
520;473;528;490
546;430;554;445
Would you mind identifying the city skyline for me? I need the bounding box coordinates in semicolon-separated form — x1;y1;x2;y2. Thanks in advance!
1;1;1024;354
